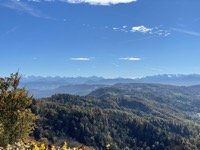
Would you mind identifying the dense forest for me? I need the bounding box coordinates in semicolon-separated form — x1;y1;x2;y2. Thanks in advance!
2;73;200;149
30;83;200;149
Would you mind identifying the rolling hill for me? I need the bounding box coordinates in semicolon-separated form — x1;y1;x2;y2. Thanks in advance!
31;83;200;149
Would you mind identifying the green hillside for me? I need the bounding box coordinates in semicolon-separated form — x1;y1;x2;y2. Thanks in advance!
30;83;200;149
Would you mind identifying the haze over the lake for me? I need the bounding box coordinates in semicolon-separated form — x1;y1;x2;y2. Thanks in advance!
1;0;200;78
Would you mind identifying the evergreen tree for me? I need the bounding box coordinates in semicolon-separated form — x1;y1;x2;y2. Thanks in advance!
0;72;36;146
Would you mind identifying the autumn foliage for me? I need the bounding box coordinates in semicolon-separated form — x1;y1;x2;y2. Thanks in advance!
0;73;37;146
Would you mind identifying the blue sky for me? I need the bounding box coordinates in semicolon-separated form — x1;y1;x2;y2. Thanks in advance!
0;0;200;78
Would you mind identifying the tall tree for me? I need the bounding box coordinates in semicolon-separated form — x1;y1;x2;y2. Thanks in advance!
0;73;36;146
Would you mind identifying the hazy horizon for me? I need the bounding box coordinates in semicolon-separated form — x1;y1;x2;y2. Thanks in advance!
3;72;200;79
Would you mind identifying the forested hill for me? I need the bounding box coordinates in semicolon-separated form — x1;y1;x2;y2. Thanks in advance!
89;83;200;112
31;83;200;150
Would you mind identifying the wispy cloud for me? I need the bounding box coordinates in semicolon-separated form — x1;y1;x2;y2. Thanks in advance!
131;25;152;33
131;25;171;36
29;0;41;2
112;63;120;67
113;25;128;32
113;25;171;36
171;28;200;37
0;0;50;19
151;26;168;36
119;57;141;61
0;26;18;38
28;0;137;5
70;57;92;61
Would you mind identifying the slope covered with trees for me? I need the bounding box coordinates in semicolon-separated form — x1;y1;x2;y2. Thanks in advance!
2;73;200;149
31;83;200;149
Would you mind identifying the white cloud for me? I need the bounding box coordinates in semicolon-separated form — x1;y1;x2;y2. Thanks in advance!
130;25;152;33
63;0;136;5
112;25;171;36
164;33;171;36
28;0;137;5
119;57;141;61
113;27;119;30
113;26;128;32
29;0;41;2
70;58;92;61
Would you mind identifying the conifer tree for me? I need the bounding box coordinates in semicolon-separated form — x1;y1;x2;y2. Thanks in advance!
0;72;36;146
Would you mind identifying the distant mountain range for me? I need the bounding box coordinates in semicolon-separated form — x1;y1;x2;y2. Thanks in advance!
20;74;200;98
